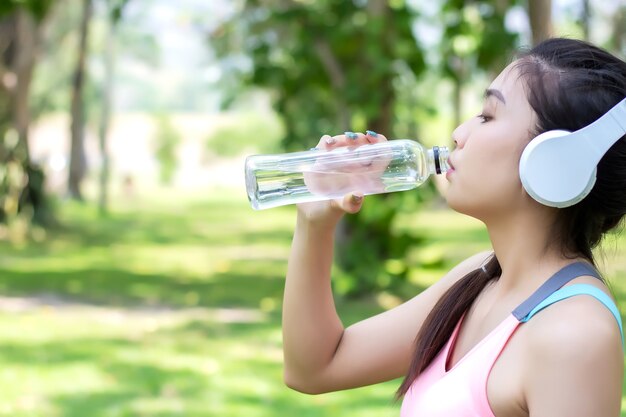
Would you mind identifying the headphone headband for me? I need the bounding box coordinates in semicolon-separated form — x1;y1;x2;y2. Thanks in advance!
576;98;626;158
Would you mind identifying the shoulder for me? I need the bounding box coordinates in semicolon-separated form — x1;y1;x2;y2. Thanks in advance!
524;288;622;365
524;278;622;361
521;279;623;415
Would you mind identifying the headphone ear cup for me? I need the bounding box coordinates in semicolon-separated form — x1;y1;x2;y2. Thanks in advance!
519;130;597;208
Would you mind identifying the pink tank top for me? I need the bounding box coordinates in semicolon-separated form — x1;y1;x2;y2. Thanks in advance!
400;262;623;417
400;313;519;417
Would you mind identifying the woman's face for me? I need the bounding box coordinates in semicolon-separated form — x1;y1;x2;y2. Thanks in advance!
445;61;539;220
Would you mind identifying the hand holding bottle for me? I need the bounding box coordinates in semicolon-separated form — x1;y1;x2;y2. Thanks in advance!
297;130;389;224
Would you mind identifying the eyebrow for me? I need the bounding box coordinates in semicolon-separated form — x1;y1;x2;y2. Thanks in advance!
484;88;506;104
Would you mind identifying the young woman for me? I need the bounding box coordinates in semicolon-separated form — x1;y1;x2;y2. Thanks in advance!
282;38;626;416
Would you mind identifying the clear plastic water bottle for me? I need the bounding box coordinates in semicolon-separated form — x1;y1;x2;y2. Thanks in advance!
245;139;450;210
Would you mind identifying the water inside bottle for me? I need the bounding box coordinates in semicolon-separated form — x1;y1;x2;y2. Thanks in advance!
246;143;429;210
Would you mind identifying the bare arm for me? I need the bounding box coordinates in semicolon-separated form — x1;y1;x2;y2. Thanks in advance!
282;212;344;392
282;204;493;393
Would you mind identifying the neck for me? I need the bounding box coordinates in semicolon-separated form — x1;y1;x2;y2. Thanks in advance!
485;209;583;294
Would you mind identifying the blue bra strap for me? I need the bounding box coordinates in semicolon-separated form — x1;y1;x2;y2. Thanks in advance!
512;262;600;321
520;284;624;346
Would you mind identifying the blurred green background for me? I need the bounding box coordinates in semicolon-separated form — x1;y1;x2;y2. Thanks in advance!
0;0;625;416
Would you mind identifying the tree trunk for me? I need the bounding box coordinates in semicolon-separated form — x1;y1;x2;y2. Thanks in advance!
580;0;590;41
611;6;625;53
98;15;117;215
528;0;553;45
0;9;51;230
313;38;350;129
366;0;391;135
12;9;38;164
68;0;93;200
366;77;394;137
448;53;466;135
334;0;397;295
452;77;462;135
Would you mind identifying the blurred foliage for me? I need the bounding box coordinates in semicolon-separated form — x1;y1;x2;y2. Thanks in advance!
0;137;29;229
0;0;165;242
30;0;158;120
333;183;438;296
105;0;128;22
29;3;83;119
205;110;284;157
441;0;520;80
438;0;520;130
0;0;138;231
0;1;56;237
152;114;181;185
210;0;522;297
212;0;431;297
0;0;53;20
211;0;426;150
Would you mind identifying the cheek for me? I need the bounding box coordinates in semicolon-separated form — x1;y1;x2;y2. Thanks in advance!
446;143;523;211
487;157;524;207
469;137;519;184
476;128;527;184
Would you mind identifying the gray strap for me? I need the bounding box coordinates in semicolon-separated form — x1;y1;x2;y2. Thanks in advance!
512;262;601;321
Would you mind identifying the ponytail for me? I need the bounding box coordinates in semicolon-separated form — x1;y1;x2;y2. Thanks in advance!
396;254;501;398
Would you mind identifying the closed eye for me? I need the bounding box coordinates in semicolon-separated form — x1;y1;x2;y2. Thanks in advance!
477;113;492;123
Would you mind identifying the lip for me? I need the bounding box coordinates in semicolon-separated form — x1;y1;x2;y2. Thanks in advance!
447;157;456;171
445;154;456;180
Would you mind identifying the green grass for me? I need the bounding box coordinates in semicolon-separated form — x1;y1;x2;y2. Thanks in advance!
0;189;400;417
0;187;625;416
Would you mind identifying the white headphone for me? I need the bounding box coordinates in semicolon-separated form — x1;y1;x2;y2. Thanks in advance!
519;97;626;208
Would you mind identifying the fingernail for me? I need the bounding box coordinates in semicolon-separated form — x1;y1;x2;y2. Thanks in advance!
351;194;363;204
345;131;358;140
366;130;378;137
325;136;337;145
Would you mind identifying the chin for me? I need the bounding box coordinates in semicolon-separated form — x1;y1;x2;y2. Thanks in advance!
445;194;487;222
444;192;466;213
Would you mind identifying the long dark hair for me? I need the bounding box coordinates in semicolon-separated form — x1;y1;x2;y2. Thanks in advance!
397;38;626;398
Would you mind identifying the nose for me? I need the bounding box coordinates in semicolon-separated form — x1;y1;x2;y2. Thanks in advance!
451;118;472;149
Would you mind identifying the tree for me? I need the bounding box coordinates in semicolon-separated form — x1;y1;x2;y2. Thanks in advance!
0;0;55;231
212;0;429;296
68;0;93;200
98;0;130;215
580;0;590;41
153;114;180;185
528;0;553;45
438;0;519;132
610;5;625;54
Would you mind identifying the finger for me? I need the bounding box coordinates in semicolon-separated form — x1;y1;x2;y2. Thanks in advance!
365;130;388;143
317;134;335;150
318;132;371;151
346;192;364;213
329;132;370;149
333;192;363;214
343;131;369;147
322;133;348;150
